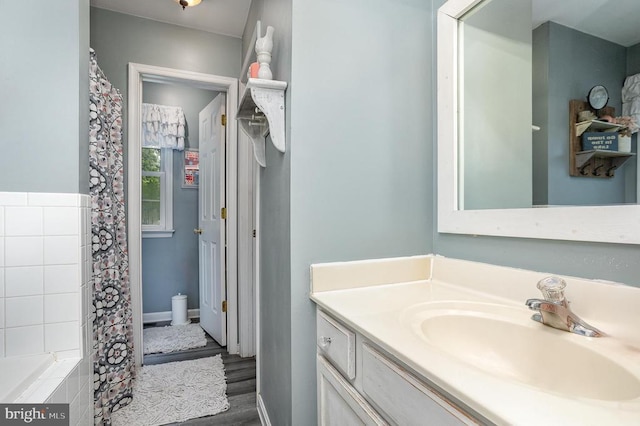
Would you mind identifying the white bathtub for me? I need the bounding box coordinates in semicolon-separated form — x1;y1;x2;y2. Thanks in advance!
0;353;55;402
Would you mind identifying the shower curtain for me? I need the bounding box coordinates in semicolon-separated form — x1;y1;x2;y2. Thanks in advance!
89;48;135;425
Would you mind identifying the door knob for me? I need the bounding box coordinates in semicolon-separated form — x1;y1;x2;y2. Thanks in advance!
193;228;203;235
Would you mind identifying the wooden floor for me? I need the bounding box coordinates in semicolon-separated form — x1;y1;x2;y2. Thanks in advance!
143;322;260;425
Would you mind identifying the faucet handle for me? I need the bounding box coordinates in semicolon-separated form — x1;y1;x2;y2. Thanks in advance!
537;276;567;303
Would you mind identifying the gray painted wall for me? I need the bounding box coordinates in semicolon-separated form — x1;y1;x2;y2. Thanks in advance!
537;22;628;205
628;42;640;75
289;0;434;423
246;0;434;423
1;0;89;194
141;82;219;313
244;0;294;425
90;8;241;99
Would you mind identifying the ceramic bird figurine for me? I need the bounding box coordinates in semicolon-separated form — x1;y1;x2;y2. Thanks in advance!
255;26;274;80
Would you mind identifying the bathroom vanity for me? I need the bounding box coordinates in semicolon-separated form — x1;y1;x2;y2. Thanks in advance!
315;309;478;425
310;255;640;425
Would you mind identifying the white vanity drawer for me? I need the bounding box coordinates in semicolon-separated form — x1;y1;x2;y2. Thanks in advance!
317;355;387;426
317;310;356;380
361;343;477;426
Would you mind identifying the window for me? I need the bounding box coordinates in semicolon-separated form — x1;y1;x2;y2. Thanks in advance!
142;147;174;237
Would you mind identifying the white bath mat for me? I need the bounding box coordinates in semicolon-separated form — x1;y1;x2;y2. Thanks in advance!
143;324;207;354
111;356;230;426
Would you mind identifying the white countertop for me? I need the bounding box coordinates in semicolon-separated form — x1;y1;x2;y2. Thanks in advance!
310;255;640;425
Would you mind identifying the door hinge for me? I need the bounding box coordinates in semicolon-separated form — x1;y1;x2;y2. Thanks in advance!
221;207;227;220
222;300;227;313
252;229;256;238
221;114;227;126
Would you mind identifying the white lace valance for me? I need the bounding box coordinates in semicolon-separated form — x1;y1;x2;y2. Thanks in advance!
142;103;186;150
622;73;640;133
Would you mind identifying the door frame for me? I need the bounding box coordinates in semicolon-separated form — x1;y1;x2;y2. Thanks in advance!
127;63;240;367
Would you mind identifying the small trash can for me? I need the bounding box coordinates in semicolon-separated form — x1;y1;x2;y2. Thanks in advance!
171;293;190;326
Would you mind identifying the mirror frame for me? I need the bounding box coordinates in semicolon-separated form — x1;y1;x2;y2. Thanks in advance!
437;0;640;244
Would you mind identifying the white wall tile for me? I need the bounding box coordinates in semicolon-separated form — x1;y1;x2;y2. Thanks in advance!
5;296;44;327
80;241;88;270
45;322;80;352
0;297;4;328
80;322;87;356
78;381;92;426
80;407;92;426
28;193;78;207
5;266;44;297
0;207;4;236
45;293;79;323
40;358;77;379
80;286;87;324
0;238;4;268
0;192;28;206
80;210;88;247
83;209;91;240
69;392;80;426
53;349;81;359
5;237;44;267
79;347;91;383
0;329;4;356
67;364;80;402
84;255;91;287
44;207;80;236
0;266;4;296
5;325;44;356
44;236;79;265
46;381;68;403
44;265;80;294
84;322;92;355
16;377;61;404
5;207;43;236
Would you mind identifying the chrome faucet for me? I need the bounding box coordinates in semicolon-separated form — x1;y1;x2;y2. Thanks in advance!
525;276;605;338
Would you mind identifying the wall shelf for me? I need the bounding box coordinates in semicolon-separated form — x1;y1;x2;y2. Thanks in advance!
575;150;636;176
575;119;625;137
237;78;287;167
569;100;632;178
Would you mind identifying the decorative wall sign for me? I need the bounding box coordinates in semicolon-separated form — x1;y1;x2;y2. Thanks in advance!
182;149;199;188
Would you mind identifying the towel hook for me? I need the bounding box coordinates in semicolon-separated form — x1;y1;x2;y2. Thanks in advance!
579;164;590;176
593;164;604;177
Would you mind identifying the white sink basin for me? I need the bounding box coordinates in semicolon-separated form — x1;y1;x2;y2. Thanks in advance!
402;301;640;401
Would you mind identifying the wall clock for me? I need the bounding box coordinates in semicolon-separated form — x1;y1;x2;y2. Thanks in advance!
587;85;609;110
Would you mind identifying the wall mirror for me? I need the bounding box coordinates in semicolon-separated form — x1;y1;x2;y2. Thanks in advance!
437;0;640;244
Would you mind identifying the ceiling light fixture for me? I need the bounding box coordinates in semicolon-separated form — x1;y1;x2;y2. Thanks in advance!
175;0;202;10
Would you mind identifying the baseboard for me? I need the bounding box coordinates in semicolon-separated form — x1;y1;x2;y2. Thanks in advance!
257;393;271;426
142;309;200;323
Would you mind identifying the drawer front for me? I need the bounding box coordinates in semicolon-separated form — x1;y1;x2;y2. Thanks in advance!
317;311;356;380
317;355;387;426
361;343;477;426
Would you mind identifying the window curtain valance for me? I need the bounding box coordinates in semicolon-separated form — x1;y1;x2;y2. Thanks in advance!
622;73;640;133
142;103;186;150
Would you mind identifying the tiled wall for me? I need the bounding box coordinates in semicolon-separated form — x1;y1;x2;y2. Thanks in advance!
1;191;93;424
0;192;91;359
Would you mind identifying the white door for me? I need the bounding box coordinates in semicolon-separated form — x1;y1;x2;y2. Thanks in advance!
198;94;226;345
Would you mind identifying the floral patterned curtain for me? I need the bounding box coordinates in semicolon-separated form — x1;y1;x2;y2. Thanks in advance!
89;48;135;425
